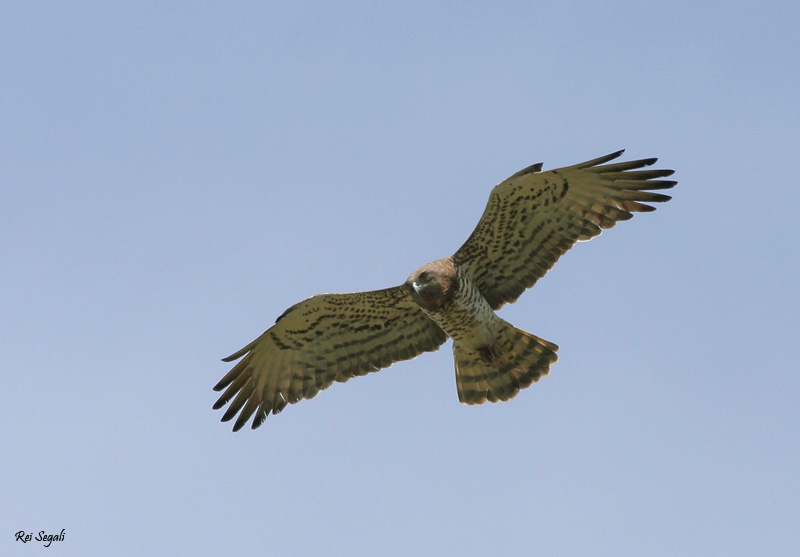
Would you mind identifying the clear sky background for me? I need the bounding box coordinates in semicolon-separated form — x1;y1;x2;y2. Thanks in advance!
2;2;798;555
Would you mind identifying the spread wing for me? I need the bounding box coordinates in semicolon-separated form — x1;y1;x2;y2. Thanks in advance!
213;285;447;430
452;150;676;309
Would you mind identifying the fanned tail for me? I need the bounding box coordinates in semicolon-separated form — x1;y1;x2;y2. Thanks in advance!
454;320;558;404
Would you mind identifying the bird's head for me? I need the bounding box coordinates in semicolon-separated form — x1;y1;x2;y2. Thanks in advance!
406;258;459;312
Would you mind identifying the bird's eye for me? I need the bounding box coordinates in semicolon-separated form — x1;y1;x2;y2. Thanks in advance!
419;272;429;282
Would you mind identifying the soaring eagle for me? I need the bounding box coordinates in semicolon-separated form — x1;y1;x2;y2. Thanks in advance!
213;150;675;430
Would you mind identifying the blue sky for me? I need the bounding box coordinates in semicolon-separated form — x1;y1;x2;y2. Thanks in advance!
2;2;798;555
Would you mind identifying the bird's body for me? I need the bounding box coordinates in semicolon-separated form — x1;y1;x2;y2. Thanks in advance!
407;258;558;404
414;260;495;344
213;150;676;430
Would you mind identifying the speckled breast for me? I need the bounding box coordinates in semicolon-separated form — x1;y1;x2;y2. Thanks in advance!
423;268;499;342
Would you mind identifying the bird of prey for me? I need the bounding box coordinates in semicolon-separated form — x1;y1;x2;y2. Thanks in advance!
213;150;675;430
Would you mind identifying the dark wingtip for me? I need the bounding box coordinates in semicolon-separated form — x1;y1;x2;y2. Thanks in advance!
221;341;255;363
576;150;626;169
218;409;233;420
251;415;266;430
509;161;544;179
602;149;626;163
